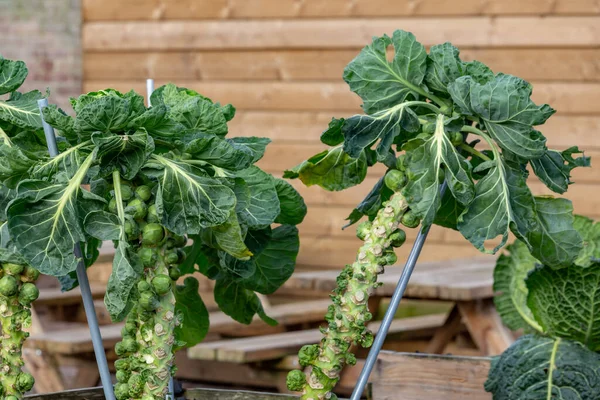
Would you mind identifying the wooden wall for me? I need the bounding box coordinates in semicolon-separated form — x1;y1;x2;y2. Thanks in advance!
82;1;600;270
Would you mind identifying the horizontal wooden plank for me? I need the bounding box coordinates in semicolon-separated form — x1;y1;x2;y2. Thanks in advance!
85;48;600;82
83;17;600;51
83;0;600;21
82;80;600;115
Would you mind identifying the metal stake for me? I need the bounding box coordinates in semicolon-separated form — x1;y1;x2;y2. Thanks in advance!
37;99;116;400
145;78;176;400
350;183;448;400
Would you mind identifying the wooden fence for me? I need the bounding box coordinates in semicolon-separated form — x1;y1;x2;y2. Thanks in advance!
82;0;600;270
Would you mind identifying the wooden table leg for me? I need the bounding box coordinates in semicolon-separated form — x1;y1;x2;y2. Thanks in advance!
424;305;463;354
457;299;514;356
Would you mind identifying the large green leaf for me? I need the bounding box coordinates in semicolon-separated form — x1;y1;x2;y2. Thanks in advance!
154;155;235;234
273;178;307;226
41;105;77;143
343;176;393;227
0;90;44;130
0;57;27;95
527;263;600;351
130;105;185;140
234;166;279;228
73;95;133;135
493;241;541;332
214;278;276;325
284;146;367;191
531;146;590;194
227;137;270;163
403;114;473;227
448;74;553;160
211;211;253;260
343;30;427;114
485;335;600;399
0;142;41;187
574;215;600;267
92;131;155;179
105;241;142;321
7;154;100;275
174;277;209;349
184;133;254;171
83;210;121;241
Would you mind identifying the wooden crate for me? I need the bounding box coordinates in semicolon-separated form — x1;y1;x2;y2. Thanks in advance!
25;387;296;399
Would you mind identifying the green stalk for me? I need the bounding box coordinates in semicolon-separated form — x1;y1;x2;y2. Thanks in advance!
287;192;409;399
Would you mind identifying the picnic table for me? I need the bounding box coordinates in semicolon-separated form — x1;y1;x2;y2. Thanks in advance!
279;257;514;356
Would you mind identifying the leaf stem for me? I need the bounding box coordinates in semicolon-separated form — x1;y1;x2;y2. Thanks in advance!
112;170;127;241
458;143;492;162
460;125;500;159
0;126;12;147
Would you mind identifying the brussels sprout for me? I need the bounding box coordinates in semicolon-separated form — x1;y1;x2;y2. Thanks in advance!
114;382;130;400
287;369;307;392
172;234;187;248
356;221;371;241
152;274;171;296
120;184;134;201
176;248;187;263
108;197;118;214
0;275;18;297
298;344;319;367
389;230;406;248
16;372;35;392
383;251;398;265
147;204;159;223
3;262;24;275
135;185;152;201
137;280;151;293
128;374;144;397
124;220;139;240
114;358;131;371
124;320;137;335
127;198;148;220
401;211;420;229
165;251;179;265
18;282;39;306
21;266;40;283
116;369;130;383
384;170;407;192
139;247;157;268
142;223;164;246
122;336;139;353
449;131;464;146
395;154;407;171
5;396;19;400
169;266;181;281
115;341;127;356
139;291;159;311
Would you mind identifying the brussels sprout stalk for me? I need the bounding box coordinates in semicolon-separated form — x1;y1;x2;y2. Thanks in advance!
287;192;409;399
0;260;39;398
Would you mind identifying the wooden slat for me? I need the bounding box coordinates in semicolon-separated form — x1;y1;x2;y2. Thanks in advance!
83;17;600;51
83;0;600;21
85;48;600;82
82;80;600;115
189;314;446;363
26;323;124;354
372;352;491;400
36;283;105;306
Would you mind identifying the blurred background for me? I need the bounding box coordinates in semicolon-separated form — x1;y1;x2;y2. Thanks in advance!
2;0;600;395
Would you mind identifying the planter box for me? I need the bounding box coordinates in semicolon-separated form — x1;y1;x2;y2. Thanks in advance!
25;388;296;400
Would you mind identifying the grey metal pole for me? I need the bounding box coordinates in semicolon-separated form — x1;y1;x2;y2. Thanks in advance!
37;99;116;400
145;78;176;400
349;183;448;400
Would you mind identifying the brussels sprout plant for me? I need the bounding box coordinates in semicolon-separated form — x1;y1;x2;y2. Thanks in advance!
284;30;590;399
1;63;306;397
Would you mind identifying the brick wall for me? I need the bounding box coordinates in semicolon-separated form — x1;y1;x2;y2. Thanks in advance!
0;0;81;110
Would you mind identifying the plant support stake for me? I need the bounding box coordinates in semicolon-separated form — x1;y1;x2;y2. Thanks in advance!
37;99;116;400
349;182;447;400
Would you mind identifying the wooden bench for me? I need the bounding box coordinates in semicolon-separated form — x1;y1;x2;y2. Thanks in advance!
188;314;447;363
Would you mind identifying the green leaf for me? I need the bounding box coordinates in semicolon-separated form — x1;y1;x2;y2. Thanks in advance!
531;146;591;194
211;211;253;260
284;146;367;191
0;90;44;130
342;105;419;161
573;215;600;267
425;43;465;95
448;74;553;160
493;240;541;332
83;210;121;241
0;142;41;187
227;137;271;163
432;190;464;230
130;105;185;140
174;277;209;350
320;118;345;146
233;225;299;294
30;142;88;180
178;238;209;275
154;155;236;234
343;176;393;228
214;277;277;325
42;105;77;143
235;166;280;228
7;154;99;275
73;95;133;135
403;115;473;227
527;263;600;350
343;30;427;114
485;335;600;399
0;57;27;95
92;130;155;179
273;178;307;225
105;241;143;321
184;133;254;171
